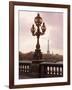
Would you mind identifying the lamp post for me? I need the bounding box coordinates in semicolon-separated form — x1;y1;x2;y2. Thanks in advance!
31;13;46;60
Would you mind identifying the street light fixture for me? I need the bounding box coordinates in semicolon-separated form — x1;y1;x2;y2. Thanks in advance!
31;13;46;60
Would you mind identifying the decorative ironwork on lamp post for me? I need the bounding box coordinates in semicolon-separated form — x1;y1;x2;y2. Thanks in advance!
31;13;46;60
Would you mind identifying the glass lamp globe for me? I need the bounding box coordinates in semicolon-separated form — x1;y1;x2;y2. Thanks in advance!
31;24;35;33
34;13;42;26
41;23;46;32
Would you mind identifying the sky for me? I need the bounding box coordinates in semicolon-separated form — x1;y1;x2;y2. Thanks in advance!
19;11;63;55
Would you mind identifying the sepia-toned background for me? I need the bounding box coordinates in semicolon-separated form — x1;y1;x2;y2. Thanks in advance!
19;11;63;55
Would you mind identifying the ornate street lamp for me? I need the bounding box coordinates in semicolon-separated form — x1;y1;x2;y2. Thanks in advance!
31;13;46;60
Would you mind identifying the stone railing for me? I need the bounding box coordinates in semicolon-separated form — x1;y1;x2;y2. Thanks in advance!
19;61;32;78
19;61;63;78
39;62;63;77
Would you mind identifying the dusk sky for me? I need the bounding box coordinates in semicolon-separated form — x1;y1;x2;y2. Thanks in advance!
19;11;63;55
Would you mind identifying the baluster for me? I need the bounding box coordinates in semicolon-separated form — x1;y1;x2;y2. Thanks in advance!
60;67;63;76
26;65;27;72
55;66;57;76
27;65;28;72
26;65;27;73
29;65;30;72
24;64;25;73
27;65;29;72
24;65;25;72
24;65;25;73
47;66;49;75
49;66;50;75
54;66;55;75
25;65;26;72
25;65;26;73
22;65;24;72
52;66;54;75
50;66;52;75
60;67;62;76
22;64;23;73
57;67;59;75
59;66;60;76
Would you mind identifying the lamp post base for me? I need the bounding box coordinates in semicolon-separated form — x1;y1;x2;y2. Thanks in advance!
33;49;42;60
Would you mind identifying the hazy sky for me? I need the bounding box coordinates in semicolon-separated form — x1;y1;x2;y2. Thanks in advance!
19;11;63;55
